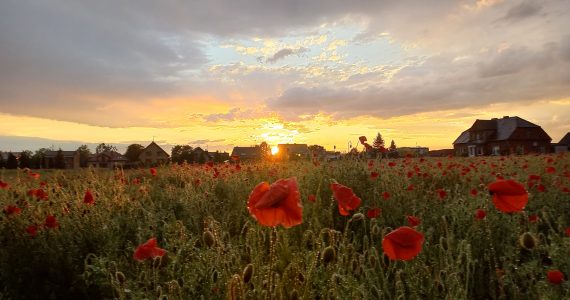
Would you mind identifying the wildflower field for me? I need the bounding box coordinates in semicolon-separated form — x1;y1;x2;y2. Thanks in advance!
1;154;570;299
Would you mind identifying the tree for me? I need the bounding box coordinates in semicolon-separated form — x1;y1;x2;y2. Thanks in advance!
124;144;145;162
32;148;49;168
54;149;66;169
77;145;91;167
95;143;117;154
308;144;325;154
259;142;271;160
389;140;397;151
171;145;193;164
6;153;18;169
373;132;385;150
0;152;5;168
19;150;32;169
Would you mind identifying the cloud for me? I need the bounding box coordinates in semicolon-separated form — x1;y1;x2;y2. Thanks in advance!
188;139;225;145
498;1;542;22
266;47;309;63
268;36;570;120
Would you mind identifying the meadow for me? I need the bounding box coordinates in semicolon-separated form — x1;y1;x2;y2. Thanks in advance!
1;154;569;300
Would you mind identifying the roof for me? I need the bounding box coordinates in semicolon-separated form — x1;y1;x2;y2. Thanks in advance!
44;150;77;158
495;116;541;140
559;132;570;145
453;130;470;144
231;147;261;157
456;116;550;143
143;141;170;157
278;144;310;154
88;151;128;162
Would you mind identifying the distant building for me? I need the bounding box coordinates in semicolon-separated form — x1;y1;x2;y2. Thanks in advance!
0;152;21;161
398;147;429;157
191;147;210;163
44;150;80;169
428;149;455;157
139;142;170;166
554;133;570;153
88;151;128;169
277;144;310;160
231;146;262;161
453;116;551;156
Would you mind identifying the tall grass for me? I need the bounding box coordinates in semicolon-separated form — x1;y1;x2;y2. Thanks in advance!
1;154;569;299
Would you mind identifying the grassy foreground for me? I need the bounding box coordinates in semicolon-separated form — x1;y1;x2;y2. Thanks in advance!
1;155;570;299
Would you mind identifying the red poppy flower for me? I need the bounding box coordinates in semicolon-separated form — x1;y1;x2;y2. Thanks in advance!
28;189;48;200
528;215;538;223
546;167;556;174
149;168;157;176
0;180;9;189
370;172;379;179
308;194;316;203
488;180;528;213
29;173;40;179
247;177;303;228
382;226;424;261
26;224;38;237
44;215;59;229
547;270;564;285
437;189;447;200
565;227;570;237
406;184;414;191
83;189;95;205
475;209;486;220
366;207;381;218
382;191;391;200
330;183;362;216
3;205;21;216
536;184;546;193
470;188;478;196
407;215;421;227
133;237;167;261
388;162;396;167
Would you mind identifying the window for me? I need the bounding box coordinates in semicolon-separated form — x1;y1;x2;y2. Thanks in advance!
492;146;500;156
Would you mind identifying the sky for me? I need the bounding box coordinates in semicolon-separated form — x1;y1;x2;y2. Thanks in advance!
1;0;569;154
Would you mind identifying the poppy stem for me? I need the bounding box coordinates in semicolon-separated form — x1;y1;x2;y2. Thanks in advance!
267;227;277;299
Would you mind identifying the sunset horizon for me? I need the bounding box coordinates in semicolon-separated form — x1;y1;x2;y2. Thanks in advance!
1;1;569;154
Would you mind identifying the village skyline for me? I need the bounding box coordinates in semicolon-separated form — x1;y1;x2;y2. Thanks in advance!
1;1;569;155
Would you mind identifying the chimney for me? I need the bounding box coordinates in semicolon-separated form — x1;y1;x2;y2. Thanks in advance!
502;116;509;119
491;118;498;120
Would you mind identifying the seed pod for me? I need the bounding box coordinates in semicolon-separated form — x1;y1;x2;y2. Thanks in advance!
519;232;537;250
322;246;336;264
115;271;126;285
371;224;381;236
203;230;215;247
242;264;254;284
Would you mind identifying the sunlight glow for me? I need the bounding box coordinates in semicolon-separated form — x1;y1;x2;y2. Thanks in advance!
271;146;279;155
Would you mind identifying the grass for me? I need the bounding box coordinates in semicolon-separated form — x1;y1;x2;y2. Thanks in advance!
1;154;569;299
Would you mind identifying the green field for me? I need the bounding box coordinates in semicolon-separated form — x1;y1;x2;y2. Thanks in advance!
1;155;569;299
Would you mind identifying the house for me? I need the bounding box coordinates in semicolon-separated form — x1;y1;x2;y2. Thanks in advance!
44;150;80;169
554;133;570;153
190;147;210;163
428;149;455;157
231;146;262;161
277;144;310;160
139;142;170;166
88;151;128;169
1;152;21;161
453;116;551;156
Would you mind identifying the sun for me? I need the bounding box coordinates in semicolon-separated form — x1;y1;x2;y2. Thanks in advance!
271;146;279;155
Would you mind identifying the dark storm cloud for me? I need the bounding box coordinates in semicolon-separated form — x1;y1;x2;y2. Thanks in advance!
499;1;543;22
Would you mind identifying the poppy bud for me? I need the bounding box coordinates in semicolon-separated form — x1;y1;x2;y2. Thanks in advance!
203;230;215;247
322;246;336;264
350;213;364;222
371;224;381;236
242;264;254;284
290;289;300;300
115;271;126;285
519;232;537;250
